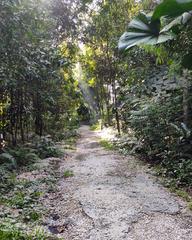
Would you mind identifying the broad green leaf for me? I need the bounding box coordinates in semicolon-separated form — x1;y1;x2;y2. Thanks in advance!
118;12;174;51
118;2;192;52
118;32;174;51
152;0;192;20
161;12;192;32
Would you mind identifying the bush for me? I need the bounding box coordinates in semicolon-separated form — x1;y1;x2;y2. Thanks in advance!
0;147;39;167
32;136;62;159
0;135;62;168
0;153;16;167
51;129;79;142
120;94;192;187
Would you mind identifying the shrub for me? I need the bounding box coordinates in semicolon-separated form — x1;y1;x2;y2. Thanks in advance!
0;147;39;168
51;129;79;142
0;135;63;169
120;94;192;187
7;147;39;166
0;153;16;168
32;136;62;159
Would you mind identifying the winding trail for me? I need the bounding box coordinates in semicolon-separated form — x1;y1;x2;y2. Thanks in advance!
45;125;192;240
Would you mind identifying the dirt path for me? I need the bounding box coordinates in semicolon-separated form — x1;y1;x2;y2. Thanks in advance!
44;125;192;240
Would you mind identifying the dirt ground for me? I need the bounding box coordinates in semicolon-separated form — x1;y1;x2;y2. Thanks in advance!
43;125;192;240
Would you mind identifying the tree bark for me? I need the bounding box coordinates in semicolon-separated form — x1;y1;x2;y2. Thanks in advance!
182;69;190;127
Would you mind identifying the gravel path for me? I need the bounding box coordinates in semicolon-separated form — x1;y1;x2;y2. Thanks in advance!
45;125;192;240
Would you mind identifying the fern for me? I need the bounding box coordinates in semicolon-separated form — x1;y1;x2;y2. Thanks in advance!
0;153;16;167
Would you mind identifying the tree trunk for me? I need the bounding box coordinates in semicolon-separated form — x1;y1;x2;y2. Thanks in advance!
112;80;121;135
34;91;43;136
182;69;190;127
19;88;25;143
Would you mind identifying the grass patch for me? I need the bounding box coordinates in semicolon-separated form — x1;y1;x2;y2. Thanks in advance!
99;139;114;150
188;202;192;210
174;189;192;211
158;175;192;211
65;137;77;145
90;121;101;131
0;131;75;239
2;188;43;209
63;170;74;178
59;132;79;151
175;189;191;202
0;223;48;240
23;210;42;222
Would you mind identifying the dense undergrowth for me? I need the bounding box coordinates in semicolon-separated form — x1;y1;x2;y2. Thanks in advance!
0;221;51;240
0;129;78;239
0;167;61;240
0;129;79;168
118;94;192;188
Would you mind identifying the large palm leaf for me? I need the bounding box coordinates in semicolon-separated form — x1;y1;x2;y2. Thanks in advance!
118;0;192;51
118;12;175;51
152;0;192;20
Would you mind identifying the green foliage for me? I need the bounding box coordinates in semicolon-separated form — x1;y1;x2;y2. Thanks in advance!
0;162;61;239
0;135;63;169
24;210;42;222
118;12;174;51
175;189;191;201
1;0;81;147
80;0;140;129
8;148;39;166
33;136;62;159
99;140;114;150
63;170;74;178
0;153;16;167
51;129;79;142
1;187;42;209
90;121;101;131
0;148;39;167
0;182;43;238
188;202;192;210
121;95;192;186
0;223;47;240
0;226;28;240
152;0;192;20
112;135;139;155
118;0;192;51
